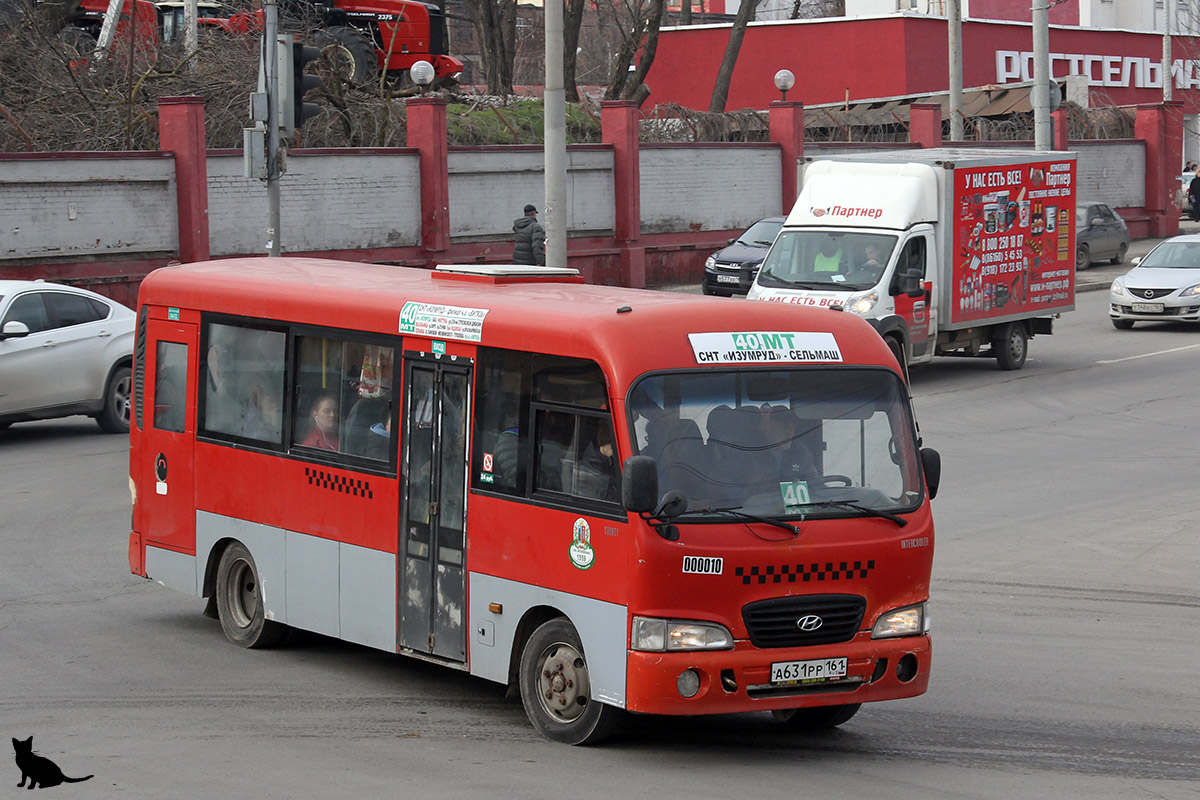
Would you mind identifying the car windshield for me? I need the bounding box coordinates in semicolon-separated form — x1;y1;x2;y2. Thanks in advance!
756;230;898;290
736;219;784;247
1137;240;1200;270
629;368;923;521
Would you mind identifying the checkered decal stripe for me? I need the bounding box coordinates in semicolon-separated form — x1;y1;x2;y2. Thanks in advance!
305;467;373;499
735;560;875;585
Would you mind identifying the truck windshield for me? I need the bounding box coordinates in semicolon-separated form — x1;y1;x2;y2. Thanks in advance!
629;368;923;520
757;231;898;290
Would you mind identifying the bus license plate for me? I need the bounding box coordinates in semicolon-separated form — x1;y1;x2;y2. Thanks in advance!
770;657;848;685
1131;302;1163;313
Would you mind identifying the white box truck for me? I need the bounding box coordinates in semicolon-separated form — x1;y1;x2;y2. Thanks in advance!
746;149;1077;370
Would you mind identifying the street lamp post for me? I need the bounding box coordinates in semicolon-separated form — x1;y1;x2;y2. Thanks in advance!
410;60;435;94
774;69;795;102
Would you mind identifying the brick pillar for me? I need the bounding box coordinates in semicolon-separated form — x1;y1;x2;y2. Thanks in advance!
769;101;805;213
406;97;450;253
909;103;943;149
1051;108;1069;151
1135;102;1183;237
158;97;209;263
601;100;644;287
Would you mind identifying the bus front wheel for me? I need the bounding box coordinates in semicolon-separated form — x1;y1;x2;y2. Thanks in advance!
519;617;621;745
215;542;287;648
772;703;861;730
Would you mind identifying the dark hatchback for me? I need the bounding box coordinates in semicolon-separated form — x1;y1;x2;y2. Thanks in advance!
702;216;785;296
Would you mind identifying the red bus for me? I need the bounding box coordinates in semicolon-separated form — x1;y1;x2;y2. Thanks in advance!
128;258;940;744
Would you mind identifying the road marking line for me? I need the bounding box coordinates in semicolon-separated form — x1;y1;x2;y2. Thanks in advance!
1097;343;1200;364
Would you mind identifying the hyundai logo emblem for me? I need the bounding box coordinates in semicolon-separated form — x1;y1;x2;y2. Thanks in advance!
1143;289;1155;299
796;614;824;631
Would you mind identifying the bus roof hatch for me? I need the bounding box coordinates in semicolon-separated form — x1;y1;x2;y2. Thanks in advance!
433;264;584;285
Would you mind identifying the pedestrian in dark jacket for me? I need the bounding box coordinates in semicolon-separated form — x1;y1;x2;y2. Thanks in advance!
513;204;546;265
1189;171;1200;222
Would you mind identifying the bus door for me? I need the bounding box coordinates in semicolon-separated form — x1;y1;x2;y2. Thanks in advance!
138;317;198;551
399;355;472;661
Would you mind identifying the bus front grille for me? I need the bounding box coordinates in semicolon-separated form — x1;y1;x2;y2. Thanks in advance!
742;594;866;648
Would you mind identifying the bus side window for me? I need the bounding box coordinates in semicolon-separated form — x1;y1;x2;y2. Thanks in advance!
292;336;394;459
153;341;188;433
200;321;286;444
474;348;531;495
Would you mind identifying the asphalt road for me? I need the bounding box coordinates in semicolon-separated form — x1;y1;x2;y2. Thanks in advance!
1;288;1198;799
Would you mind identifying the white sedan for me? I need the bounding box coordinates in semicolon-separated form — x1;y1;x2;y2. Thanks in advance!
1109;235;1200;330
0;280;135;432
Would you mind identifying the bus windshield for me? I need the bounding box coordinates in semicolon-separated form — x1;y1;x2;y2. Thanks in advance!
756;230;898;290
629;368;922;518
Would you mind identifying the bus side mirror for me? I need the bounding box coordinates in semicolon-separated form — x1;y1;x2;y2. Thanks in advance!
621;455;659;513
921;447;941;500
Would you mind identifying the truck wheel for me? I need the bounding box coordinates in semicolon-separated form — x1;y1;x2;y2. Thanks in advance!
993;323;1028;370
772;703;861;730
215;542;287;648
1075;244;1090;271
1111;243;1127;265
315;27;376;86
1112;318;1135;330
96;366;132;434
519;617;621;745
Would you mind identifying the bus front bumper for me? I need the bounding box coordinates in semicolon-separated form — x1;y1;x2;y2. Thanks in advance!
623;633;930;716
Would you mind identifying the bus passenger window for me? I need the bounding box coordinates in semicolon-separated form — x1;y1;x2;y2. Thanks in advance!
200;322;286;443
560;417;618;502
153;341;187;433
292;335;394;461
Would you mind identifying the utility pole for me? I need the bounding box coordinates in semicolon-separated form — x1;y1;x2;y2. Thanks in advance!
184;0;198;70
264;0;281;256
1032;1;1050;151
1163;0;1173;102
544;0;568;268
948;0;963;142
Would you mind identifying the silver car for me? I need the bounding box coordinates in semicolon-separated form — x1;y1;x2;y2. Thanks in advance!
0;280;135;432
1109;234;1200;329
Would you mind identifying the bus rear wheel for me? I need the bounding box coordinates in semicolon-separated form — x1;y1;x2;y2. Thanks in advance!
215;542;286;648
772;703;861;730
519;618;621;745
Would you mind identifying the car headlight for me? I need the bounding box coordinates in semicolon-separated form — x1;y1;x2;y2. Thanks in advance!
631;617;734;651
871;603;928;639
1110;279;1129;297
704;256;716;270
846;290;878;315
1182;283;1200;297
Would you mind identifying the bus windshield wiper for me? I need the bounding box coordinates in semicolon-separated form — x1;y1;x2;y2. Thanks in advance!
795;500;908;527
684;506;800;535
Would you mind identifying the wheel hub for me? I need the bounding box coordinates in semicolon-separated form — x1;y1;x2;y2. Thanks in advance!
537;643;589;723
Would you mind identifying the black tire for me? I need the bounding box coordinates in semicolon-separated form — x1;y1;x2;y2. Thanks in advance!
1112;318;1135;330
772;703;861;730
885;336;905;371
315;26;377;87
993;322;1028;370
1075;243;1090;271
215;542;287;648
1111;242;1128;265
96;366;132;434
519;617;621;745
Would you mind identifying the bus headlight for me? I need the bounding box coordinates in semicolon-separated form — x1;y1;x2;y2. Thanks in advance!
631;617;734;651
871;603;928;639
847;291;879;315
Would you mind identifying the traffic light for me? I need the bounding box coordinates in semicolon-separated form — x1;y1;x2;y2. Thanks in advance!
276;34;323;137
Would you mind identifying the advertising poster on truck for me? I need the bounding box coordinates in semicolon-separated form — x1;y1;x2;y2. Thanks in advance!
952;158;1076;324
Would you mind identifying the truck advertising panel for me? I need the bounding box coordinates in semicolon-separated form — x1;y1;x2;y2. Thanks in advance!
951;158;1076;325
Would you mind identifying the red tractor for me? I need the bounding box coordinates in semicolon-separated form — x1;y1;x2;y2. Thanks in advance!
61;0;461;84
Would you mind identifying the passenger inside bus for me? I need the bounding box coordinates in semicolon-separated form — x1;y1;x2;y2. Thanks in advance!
301;393;340;451
240;377;283;441
562;419;617;501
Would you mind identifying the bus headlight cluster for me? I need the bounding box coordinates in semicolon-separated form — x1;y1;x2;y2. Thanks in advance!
631;617;733;651
871;603;928;639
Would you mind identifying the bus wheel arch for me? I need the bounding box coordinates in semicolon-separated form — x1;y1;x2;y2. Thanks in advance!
517;615;622;745
214;540;287;648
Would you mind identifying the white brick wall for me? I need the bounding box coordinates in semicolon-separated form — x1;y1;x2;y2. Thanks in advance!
1075;142;1146;208
207;151;422;256
639;145;781;233
0;156;176;259
447;148;615;238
